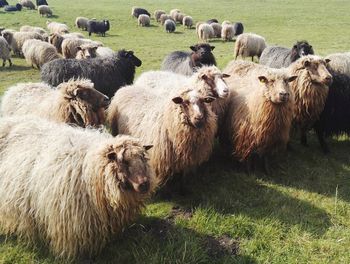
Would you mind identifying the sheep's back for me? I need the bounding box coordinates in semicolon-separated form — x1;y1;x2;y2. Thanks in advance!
259;46;292;68
161;51;193;76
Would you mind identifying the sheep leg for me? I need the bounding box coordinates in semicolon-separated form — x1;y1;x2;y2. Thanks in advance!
314;124;330;154
8;59;12;67
300;127;308;147
262;155;270;175
246;155;255;175
2;59;4;67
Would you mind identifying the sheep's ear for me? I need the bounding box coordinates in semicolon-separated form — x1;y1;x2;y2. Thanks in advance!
258;76;268;84
287;76;298;82
172;96;183;104
303;60;311;67
77;46;82;51
210;46;215;50
222;73;230;78
325;59;331;64
143;145;153;151
190;46;197;51
93;46;98;51
309;45;313;49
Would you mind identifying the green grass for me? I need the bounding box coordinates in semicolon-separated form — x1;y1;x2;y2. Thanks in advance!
1;0;350;263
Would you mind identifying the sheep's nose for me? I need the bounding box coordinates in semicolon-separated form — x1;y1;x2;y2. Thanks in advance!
279;92;289;101
138;181;150;194
324;75;333;85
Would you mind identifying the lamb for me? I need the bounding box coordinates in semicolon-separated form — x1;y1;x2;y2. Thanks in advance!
20;0;35;9
36;0;48;6
61;37;101;59
0;115;154;258
0;36;12;67
2;31;44;56
4;4;22;11
41;49;142;98
138;14;150;27
46;21;69;34
161;43;216;76
259;40;314;68
160;14;173;25
75;43;98;59
131;7;150;18
96;46;115;58
20;25;47;35
22;39;61;68
234;33;267;61
170;9;180;20
232;22;244;36
106;80;217;189
75;16;89;31
210;23;222;38
287;55;332;146
182;16;193;29
165;19;176;33
221;60;297;173
87;19;110;36
38;5;52;17
197;23;214;42
154;10;166;22
325;52;350;76
221;24;235;41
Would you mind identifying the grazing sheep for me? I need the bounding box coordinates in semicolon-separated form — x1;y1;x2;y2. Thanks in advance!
41;50;142;98
138;14;150;27
96;46;114;58
287;55;333;146
46;21;69;34
61;38;101;58
325;52;350;76
154;10;166;22
4;4;22;11
161;43;216;76
210;23;222;38
221;24;235;41
198;23;214;42
20;25;47;35
131;7;150;18
221;20;231;27
260;40;314;68
232;22;244;36
2;31;44;56
182;16;193;29
20;0;35;9
206;19;218;24
87;19;110;36
0;36;12;67
195;21;204;35
107;79;217;188
221;60;297;173
160;14;173;25
0;115;154;258
164;19;176;33
75;43;98;59
1;79;109;127
22;39;61;68
36;0;48;6
75;16;89;31
38;5;52;17
0;0;8;7
170;9;180;20
175;13;185;24
234;33;267;61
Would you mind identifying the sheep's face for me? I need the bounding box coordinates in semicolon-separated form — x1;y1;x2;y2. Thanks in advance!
300;57;333;86
190;44;215;65
120;50;142;67
198;69;230;98
77;45;98;59
172;90;215;128
2;32;12;44
106;143;153;194
258;74;296;104
293;41;314;58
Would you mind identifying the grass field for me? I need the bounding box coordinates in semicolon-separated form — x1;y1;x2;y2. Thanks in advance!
1;0;350;263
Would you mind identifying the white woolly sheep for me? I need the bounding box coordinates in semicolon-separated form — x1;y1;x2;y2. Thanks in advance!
46;21;69;34
210;23;222;38
221;20;231;27
0;36;12;67
182;15;193;29
20;0;35;9
0;115;155;258
75;16;89;31
49;32;85;54
154;10;166;22
170;9;180;20
234;33;267;61
138;14;150;27
1;79;109;127
75;43;98;59
20;25;47;36
2;31;44;56
62;38;102;59
325;52;350;76
221;24;235;41
38;5;52;16
160;14;173;25
96;46;114;58
22;39;61;68
198;23;214;42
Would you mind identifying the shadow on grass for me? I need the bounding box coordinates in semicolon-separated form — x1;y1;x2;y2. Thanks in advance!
0;65;32;72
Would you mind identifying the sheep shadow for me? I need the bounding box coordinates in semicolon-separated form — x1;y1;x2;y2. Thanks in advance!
48;14;59;19
0;65;31;72
172;31;183;35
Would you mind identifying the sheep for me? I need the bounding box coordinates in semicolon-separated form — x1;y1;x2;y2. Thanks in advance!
234;33;267;61
4;4;22;11
195;21;204;36
106;79;217;190
232;22;244;36
325;52;350;76
75;16;89;31
131;7;150;18
61;38;101;59
41;49;142;99
161;43;217;76
96;46;114;58
0;36;12;67
206;19;219;24
154;10;166;22
0;115;154;258
20;0;35;9
260;41;314;68
221;24;235;41
160;14;174;25
0;0;8;7
197;23;214;42
1;79;109;127
38;5;52;17
87;19;110;36
175;13;185;24
138;14;150;27
49;32;85;53
75;43;98;59
20;25;47;36
221;20;231;27
170;9;180;20
210;23;222;38
182;16;193;29
22;39;61;68
221;60;297;173
36;0;48;6
165;19;176;33
46;21;69;34
287;55;333;146
2;31;44;56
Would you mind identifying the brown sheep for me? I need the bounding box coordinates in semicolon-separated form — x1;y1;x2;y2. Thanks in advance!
75;43;98;59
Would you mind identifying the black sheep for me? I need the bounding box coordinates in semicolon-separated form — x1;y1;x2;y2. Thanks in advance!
233;22;244;36
36;0;48;6
4;4;22;11
313;68;350;153
132;7;150;18
206;19;218;24
87;20;110;37
0;0;8;7
259;40;314;68
41;50;142;98
161;44;217;76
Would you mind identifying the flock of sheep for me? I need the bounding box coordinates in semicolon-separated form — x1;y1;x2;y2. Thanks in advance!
1;2;350;261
